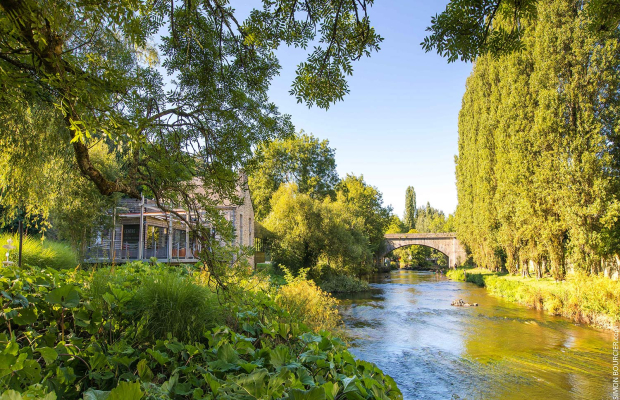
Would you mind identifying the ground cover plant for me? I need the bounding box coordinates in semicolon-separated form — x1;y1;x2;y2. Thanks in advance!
446;268;620;329
0;262;402;399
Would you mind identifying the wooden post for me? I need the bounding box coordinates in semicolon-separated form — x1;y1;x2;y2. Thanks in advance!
18;220;23;268
168;212;173;262
185;223;190;260
111;208;116;263
138;195;144;260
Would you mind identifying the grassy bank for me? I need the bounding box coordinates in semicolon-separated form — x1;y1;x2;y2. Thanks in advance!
0;261;401;399
0;233;77;269
446;268;620;329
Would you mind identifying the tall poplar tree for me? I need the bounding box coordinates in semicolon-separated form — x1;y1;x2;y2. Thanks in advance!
455;0;620;277
403;186;417;231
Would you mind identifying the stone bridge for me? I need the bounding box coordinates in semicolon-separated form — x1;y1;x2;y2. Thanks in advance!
382;233;467;268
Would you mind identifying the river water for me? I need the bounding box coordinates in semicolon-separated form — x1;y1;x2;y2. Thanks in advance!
335;270;616;400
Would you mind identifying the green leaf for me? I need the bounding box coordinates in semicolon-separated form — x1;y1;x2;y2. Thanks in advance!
38;347;58;365
165;341;184;354
296;367;315;386
13;307;37;325
146;349;169;365
46;286;80;308
108;381;143;400
216;343;239;364
288;387;326;400
341;351;355;365
3;341;18;356
0;390;23;400
17;359;42;382
341;377;359;394
136;359;153;382
82;389;110;400
234;368;269;398
269;345;290;370
0;354;17;378
322;382;339;400
239;362;258;373
203;372;221;394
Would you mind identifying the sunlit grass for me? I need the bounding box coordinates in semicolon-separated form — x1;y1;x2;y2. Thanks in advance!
447;266;620;327
0;232;77;269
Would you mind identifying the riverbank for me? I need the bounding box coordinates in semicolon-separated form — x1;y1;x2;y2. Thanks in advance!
446;268;620;330
0;262;402;398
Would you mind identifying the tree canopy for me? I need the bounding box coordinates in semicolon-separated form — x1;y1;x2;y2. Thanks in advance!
455;0;620;277
249;131;339;220
0;0;382;277
263;174;391;278
423;0;620;63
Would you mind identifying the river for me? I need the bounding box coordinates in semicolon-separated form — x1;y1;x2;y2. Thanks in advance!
335;270;615;400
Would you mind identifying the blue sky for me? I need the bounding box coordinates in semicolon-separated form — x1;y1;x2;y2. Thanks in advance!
253;1;474;217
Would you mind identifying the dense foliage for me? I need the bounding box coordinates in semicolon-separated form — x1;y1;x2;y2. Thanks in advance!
0;262;402;399
402;187;416;231
0;0;382;279
0;234;76;270
249;132;339;221
250;133;392;281
423;0;620;63
262;176;391;279
455;0;620;278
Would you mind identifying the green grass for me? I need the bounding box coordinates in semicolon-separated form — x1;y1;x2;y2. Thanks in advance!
133;270;223;342
446;267;620;328
0;233;77;269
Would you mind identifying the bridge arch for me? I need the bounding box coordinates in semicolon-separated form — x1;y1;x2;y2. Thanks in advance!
381;233;467;268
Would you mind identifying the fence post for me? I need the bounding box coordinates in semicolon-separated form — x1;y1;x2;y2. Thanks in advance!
18;220;23;268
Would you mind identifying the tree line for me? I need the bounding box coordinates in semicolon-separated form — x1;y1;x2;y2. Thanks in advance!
455;0;620;279
249;131;392;279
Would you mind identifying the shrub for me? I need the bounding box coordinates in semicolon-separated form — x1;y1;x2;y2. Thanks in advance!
465;272;486;287
446;268;466;281
0;233;77;269
133;270;223;342
320;275;370;293
276;268;342;332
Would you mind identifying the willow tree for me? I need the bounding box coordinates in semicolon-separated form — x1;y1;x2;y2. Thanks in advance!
0;0;382;282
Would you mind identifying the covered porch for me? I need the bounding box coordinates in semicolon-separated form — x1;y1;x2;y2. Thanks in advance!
84;197;204;264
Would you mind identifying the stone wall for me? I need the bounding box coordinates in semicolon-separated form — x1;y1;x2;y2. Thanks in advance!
234;183;255;266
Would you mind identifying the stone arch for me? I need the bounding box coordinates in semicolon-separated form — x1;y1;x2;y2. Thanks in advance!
381;233;467;268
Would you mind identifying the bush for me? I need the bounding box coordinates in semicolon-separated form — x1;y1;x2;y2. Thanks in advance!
276;268;342;333
446;268;466;281
0;233;77;269
320;275;370;293
133;270;223;342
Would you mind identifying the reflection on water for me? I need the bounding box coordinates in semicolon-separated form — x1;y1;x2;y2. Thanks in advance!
336;270;614;400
